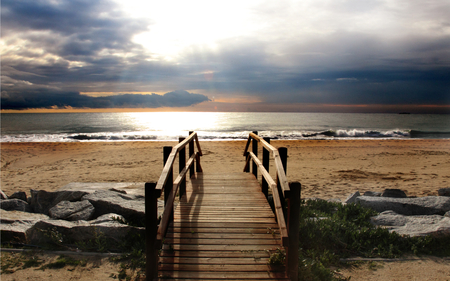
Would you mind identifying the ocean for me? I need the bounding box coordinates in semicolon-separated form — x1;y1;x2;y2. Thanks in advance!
1;112;449;142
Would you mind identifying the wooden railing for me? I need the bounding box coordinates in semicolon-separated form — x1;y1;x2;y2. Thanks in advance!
243;131;301;281
145;131;203;280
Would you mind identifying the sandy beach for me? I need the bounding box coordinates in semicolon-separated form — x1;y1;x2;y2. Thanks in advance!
1;139;449;199
1;139;450;280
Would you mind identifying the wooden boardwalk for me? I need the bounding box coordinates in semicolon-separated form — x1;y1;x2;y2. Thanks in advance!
158;172;289;280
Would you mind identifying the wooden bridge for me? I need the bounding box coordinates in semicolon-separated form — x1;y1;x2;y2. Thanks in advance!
145;132;301;280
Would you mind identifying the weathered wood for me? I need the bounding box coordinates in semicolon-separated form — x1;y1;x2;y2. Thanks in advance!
162;146;173;224
179;137;186;198
157;270;288;280
145;182;158;280
287;182;301;281
252;131;258;178
262;137;270;198
189;131;195;178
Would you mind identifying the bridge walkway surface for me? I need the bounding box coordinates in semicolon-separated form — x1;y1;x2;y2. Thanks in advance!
157;172;289;280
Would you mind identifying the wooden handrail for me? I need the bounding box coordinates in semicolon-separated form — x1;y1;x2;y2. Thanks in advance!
157;152;198;240
247;152;288;246
155;132;202;192
243;133;290;198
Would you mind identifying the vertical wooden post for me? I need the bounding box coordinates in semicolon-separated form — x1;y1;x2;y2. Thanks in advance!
179;137;186;198
287;182;301;281
163;146;173;223
252;131;258;178
277;147;288;219
189;131;194;178
244;152;250;173
145;182;158;280
262;137;270;198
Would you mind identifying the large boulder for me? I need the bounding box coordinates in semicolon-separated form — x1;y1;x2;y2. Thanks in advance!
382;189;407;198
82;190;145;224
356;196;450;215
29;189;88;214
0;199;32;212
26;213;144;251
363;191;382;197
438;188;450;197
371;210;450;237
1;190;8;200
344;191;360;204
49;200;95;221
0;211;50;243
9;191;28;202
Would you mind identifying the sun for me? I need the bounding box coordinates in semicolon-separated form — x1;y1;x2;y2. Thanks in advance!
115;0;261;60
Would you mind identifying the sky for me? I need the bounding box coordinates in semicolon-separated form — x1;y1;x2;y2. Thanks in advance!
1;0;450;113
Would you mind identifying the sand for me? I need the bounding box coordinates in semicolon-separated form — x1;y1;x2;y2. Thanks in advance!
1;139;450;280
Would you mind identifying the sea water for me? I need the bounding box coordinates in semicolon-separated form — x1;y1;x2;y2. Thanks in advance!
1;112;449;142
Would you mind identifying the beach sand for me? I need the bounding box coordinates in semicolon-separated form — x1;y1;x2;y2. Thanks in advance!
1;139;450;280
1;140;449;199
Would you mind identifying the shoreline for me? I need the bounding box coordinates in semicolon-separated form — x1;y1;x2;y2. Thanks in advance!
1;139;449;200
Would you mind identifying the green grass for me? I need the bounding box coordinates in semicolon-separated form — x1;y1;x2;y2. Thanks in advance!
297;199;450;280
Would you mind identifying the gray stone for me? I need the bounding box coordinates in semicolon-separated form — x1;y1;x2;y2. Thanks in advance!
59;182;145;197
327;198;342;203
82;190;145;224
29;189;88;214
49;200;95;221
382;189;407;198
9;191;27;202
344;191;360;204
371;211;450;237
1;210;49;224
0;190;8;200
0;220;36;243
26;213;144;251
0;199;32;212
445;211;450;218
356;196;450;215
438;188;450;197
0;211;50;243
363;191;382;197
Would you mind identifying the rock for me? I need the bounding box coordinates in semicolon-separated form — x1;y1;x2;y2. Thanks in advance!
49;200;95;221
82;190;145;224
26;213;145;250
0;199;32;212
382;189;407;198
344;191;360;204
363;191;382;197
1;210;50;224
0;211;49;243
371;211;450;237
438;188;450;197
9;191;27;202
356;196;450;216
327;198;342;203
109;188;127;194
445;211;450;218
0;220;36;243
29;189;88;214
0;190;8;200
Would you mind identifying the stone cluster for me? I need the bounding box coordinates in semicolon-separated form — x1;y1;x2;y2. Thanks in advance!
1;187;164;250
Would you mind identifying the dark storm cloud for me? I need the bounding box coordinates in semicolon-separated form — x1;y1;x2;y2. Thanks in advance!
1;0;449;111
1;90;210;110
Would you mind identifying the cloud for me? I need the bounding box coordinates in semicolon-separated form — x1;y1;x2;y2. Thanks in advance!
1;90;210;110
1;0;449;111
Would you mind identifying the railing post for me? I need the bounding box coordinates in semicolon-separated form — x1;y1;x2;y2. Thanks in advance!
287;182;301;281
252;131;258;178
163;146;173;223
179;137;186;198
262;137;270;199
145;182;158;280
189;131;194;178
277;147;288;218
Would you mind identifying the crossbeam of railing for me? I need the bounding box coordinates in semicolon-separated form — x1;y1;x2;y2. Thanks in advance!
146;131;203;280
243;132;300;281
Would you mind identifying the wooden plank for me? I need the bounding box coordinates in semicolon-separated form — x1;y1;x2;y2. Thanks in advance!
165;233;280;239
167;227;280;234
159;256;270;264
158;271;288;280
158;264;284;272
163;238;280;245
159;250;271;258
161;244;282;251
